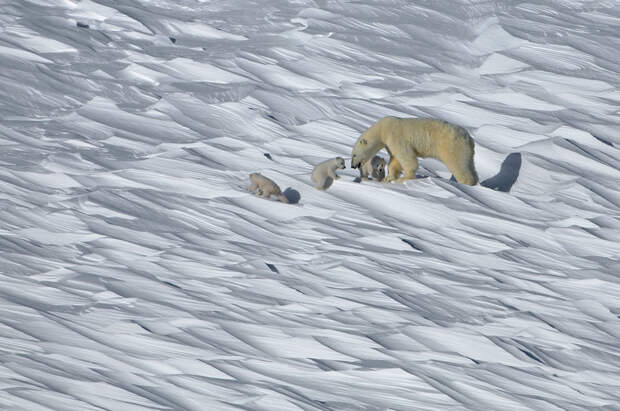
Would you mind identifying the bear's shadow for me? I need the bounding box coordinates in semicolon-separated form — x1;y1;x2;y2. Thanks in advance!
282;187;301;204
480;152;522;192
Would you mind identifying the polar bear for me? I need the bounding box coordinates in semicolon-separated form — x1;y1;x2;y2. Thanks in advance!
311;157;346;190
351;116;478;185
248;173;289;203
360;155;386;182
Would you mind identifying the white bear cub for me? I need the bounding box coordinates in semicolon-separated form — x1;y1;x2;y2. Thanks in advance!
248;173;289;203
360;155;386;181
311;157;346;190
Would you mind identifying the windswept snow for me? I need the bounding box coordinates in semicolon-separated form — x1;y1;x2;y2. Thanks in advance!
1;0;620;410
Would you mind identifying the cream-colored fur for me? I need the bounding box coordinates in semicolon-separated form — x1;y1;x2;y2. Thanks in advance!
248;173;289;203
351;116;478;185
311;157;346;190
360;155;386;181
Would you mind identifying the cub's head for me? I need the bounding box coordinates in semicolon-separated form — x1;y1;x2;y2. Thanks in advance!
335;157;346;169
371;156;386;181
351;137;373;169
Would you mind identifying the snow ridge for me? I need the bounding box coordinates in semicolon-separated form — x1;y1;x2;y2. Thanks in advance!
1;0;619;409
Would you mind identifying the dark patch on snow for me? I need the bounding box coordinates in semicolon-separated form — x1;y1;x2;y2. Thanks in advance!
401;238;422;251
518;347;543;364
76;22;89;29
266;263;279;273
163;281;181;289
169;36;177;44
264;153;273;160
135;322;152;333
593;134;613;146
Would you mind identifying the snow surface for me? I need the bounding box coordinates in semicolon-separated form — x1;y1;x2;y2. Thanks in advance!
1;0;620;409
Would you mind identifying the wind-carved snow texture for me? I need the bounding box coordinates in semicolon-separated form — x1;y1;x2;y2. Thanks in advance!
1;0;620;410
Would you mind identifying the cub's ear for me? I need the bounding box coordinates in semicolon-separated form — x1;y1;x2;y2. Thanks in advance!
360;138;367;145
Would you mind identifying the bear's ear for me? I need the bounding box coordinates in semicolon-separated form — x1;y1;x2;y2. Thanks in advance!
360;138;367;145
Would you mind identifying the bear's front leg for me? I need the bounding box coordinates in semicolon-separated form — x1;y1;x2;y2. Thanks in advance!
328;168;340;180
360;169;369;181
385;157;402;182
248;182;258;192
394;174;416;183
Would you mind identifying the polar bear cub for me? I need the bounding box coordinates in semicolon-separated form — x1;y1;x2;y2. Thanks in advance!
360;155;386;181
351;116;478;185
248;173;289;203
311;157;346;190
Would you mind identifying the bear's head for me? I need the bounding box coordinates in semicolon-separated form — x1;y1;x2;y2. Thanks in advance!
351;137;379;169
335;157;346;169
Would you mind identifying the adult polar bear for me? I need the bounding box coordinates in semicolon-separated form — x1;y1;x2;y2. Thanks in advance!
351;116;479;185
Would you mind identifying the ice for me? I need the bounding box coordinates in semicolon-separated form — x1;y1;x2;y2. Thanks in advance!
1;0;619;409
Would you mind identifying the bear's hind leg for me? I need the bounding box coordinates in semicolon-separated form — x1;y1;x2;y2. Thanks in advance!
385;156;402;182
453;167;478;186
393;156;418;183
316;177;334;190
441;148;478;186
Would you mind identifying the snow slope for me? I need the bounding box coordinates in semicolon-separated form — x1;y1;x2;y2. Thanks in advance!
1;0;620;409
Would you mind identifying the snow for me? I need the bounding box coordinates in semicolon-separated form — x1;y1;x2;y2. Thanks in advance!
1;0;620;409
